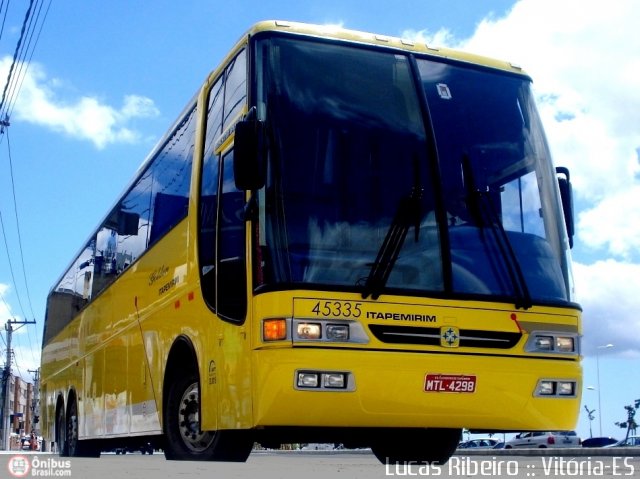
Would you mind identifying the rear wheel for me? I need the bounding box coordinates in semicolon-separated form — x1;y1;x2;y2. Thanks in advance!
371;428;461;465
55;403;68;457
164;370;253;461
66;397;100;458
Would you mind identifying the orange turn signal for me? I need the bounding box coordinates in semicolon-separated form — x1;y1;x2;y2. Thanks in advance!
263;318;287;341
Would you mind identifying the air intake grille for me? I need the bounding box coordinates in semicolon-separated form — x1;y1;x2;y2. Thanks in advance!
368;324;521;349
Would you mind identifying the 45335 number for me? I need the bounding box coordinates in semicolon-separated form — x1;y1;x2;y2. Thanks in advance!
311;300;362;318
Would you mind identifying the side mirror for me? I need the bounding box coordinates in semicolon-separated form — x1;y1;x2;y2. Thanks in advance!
556;167;574;248
234;115;266;191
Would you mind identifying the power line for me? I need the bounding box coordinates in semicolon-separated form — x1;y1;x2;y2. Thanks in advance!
0;0;51;364
5;0;52;122
0;1;10;45
0;0;34;115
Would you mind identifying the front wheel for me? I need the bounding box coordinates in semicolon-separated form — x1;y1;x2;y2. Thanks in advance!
370;428;461;465
163;371;253;461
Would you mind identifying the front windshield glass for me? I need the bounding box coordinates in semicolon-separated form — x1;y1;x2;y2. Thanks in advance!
253;36;572;304
417;59;572;303
255;37;444;295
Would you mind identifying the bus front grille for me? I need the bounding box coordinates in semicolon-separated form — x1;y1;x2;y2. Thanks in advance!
368;324;522;349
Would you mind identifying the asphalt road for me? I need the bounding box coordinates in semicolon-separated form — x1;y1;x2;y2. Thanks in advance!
2;451;640;478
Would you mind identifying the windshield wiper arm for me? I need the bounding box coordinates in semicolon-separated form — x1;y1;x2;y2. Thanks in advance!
462;155;532;310
361;156;423;300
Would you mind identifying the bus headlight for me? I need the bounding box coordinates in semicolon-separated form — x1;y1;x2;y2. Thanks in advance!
534;336;554;351
291;319;368;344
297;372;320;388
557;381;575;396
322;373;346;389
536;380;555;396
555;337;575;353
326;324;349;341
534;379;577;397
526;332;579;355
295;370;354;391
297;323;321;340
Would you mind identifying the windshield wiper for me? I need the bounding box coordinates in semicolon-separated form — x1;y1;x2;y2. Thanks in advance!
462;155;532;310
361;157;423;300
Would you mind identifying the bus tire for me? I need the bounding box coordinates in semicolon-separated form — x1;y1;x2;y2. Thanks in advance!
163;370;252;461
56;401;68;457
66;396;100;458
370;428;461;465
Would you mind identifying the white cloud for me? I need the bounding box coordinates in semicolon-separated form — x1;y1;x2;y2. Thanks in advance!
405;0;640;355
1;57;160;149
573;261;640;357
456;1;640;204
405;0;640;260
578;186;640;258
401;27;456;48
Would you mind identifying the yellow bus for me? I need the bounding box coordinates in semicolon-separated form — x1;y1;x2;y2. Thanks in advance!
41;20;581;464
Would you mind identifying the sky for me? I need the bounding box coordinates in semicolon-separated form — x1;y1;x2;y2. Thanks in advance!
0;0;638;442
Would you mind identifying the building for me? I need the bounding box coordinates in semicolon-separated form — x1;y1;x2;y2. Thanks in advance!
1;373;36;450
11;375;34;437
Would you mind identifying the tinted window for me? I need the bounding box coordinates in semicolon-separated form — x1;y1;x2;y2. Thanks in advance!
148;107;197;245
44;105;197;345
217;151;246;322
199;50;247;317
223;49;247;131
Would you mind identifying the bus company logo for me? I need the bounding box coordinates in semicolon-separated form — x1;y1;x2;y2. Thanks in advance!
440;326;460;348
7;455;30;478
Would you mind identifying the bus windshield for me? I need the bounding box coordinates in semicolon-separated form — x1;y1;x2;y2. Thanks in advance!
255;36;572;305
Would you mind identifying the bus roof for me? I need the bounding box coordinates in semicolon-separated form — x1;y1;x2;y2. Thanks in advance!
245;20;528;77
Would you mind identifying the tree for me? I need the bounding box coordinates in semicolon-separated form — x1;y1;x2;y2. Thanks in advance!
584;405;596;438
615;399;640;441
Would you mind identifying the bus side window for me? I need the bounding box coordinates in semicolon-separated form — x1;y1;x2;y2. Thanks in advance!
217;150;247;323
199;75;224;311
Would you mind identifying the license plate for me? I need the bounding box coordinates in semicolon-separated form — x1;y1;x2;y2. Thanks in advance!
424;374;477;393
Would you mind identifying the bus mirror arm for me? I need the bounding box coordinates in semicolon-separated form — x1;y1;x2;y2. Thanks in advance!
555;166;575;248
234;112;267;191
243;193;259;222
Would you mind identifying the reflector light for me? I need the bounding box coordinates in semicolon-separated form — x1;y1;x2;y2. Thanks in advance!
325;324;349;341
322;373;346;389
297;373;319;388
297;323;321;340
263;318;287;341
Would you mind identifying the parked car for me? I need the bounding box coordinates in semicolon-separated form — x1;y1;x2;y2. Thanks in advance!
582;437;618;448
607;436;640;447
504;431;581;448
458;438;501;449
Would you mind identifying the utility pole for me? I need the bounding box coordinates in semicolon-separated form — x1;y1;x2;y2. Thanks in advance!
1;318;36;450
28;368;40;437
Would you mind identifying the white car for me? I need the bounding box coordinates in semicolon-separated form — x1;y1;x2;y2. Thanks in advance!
458;438;501;449
505;431;581;449
608;436;640;447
